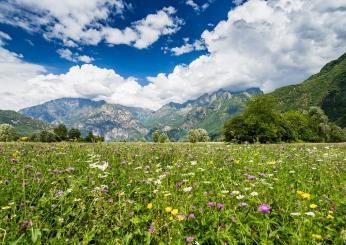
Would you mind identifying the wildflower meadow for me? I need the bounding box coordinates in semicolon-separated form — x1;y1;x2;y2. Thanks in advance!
1;142;346;244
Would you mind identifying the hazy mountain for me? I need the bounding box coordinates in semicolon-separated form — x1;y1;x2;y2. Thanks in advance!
143;88;262;140
0;110;48;136
19;88;261;141
269;52;346;127
19;98;149;141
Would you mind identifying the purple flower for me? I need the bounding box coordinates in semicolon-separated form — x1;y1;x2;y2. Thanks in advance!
20;220;33;231
55;190;64;197
149;225;155;234
258;204;271;214
186;236;194;243
217;203;224;209
259;172;266;177
246;175;256;180
175;181;184;188
207;201;216;207
188;213;195;219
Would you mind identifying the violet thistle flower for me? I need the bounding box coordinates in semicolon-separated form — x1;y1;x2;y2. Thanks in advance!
207;201;216;207
188;213;195;219
148;225;155;234
258;204;271;214
186;236;194;243
217;203;225;209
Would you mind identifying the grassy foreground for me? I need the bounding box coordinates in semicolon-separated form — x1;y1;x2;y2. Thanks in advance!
0;143;346;244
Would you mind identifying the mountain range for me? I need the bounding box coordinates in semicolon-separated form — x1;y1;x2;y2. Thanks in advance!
1;52;345;140
17;88;261;140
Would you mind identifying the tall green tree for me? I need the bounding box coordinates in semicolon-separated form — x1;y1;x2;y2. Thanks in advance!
53;124;68;141
0;124;16;142
68;128;81;140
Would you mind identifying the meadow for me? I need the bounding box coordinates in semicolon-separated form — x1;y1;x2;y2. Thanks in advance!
0;142;346;244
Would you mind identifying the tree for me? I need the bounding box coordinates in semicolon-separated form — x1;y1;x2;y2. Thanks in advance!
188;128;210;143
158;132;170;143
68;128;81;140
152;130;161;143
224;96;292;143
85;132;95;143
53;124;68;141
39;130;57;142
0;124;16;142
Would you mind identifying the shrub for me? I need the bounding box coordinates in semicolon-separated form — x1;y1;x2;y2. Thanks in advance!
188;128;210;143
0;124;16;142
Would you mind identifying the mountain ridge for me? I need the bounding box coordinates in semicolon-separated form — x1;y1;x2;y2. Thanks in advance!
19;88;262;140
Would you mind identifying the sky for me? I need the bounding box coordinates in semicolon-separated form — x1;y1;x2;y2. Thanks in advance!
0;0;346;111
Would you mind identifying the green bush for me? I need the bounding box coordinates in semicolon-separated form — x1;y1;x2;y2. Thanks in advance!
0;124;16;142
188;128;210;143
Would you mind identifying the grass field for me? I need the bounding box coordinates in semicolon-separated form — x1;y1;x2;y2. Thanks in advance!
0;143;346;244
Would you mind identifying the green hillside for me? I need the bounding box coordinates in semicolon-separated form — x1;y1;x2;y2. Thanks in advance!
0;110;48;136
269;52;346;127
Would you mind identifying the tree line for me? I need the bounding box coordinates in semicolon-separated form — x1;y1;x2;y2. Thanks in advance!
0;124;104;143
223;95;346;143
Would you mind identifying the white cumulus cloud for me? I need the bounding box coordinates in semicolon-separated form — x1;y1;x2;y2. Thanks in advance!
0;1;182;49
1;0;346;111
57;49;94;63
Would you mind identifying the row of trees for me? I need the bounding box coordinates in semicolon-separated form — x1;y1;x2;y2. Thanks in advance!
0;124;104;143
151;128;210;143
224;96;346;143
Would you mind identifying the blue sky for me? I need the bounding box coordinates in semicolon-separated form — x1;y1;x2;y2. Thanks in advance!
0;0;346;110
0;0;233;80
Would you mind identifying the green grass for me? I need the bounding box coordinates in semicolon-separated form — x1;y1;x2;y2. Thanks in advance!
1;142;346;244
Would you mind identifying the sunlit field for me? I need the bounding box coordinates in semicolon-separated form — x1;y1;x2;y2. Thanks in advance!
1;142;346;244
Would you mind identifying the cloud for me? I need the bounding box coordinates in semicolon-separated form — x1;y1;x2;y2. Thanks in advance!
2;0;346;111
147;0;346;102
57;48;94;63
0;32;46;110
185;0;212;12
171;39;206;56
0;1;182;49
233;0;246;5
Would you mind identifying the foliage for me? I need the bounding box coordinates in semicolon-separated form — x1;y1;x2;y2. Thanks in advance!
152;130;170;143
188;128;210;143
68;128;81;140
0;124;16;142
269;52;346;127
53;124;68;141
0;142;346;243
152;130;161;143
158;132;170;143
224;96;346;143
0;110;47;136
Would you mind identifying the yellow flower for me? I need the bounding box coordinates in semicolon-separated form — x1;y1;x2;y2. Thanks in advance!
165;207;172;213
312;234;322;241
169;216;174;221
268;160;276;165
147;203;153;209
177;214;185;221
297;190;304;195
301;193;311;199
328;210;334;214
171;209;178;216
327;214;334;220
309;204;318;209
